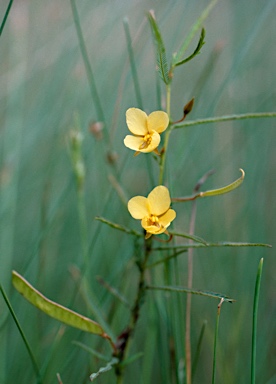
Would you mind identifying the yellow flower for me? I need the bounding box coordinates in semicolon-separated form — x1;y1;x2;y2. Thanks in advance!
128;185;176;239
124;108;169;155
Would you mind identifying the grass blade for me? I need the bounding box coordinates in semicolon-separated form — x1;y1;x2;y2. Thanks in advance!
0;283;41;383
123;17;143;109
0;0;14;36
251;258;264;384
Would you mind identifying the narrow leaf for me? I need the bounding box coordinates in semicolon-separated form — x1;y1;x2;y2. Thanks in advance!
147;11;170;84
172;0;219;66
175;28;205;66
12;271;105;336
146;285;234;302
200;168;245;197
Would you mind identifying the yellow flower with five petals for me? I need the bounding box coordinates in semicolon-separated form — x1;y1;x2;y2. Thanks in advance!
124;108;169;155
128;185;176;239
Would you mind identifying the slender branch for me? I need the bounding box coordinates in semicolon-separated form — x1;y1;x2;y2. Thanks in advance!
114;238;152;380
173;112;276;130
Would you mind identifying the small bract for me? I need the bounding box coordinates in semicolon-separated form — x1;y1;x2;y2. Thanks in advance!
128;185;176;239
124;108;169;155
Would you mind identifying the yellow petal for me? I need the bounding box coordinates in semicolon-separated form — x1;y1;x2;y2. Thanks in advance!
147;111;169;134
126;108;148;135
139;131;160;153
128;196;149;219
147;186;171;216
124;135;144;151
159;209;176;228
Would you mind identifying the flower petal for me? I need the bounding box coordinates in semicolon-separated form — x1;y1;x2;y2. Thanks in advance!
124;135;144;151
139;131;160;153
126;108;148;135
159;209;176;228
147;186;171;216
128;196;149;219
147;111;169;134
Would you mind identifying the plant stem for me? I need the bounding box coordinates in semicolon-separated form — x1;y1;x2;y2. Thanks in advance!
251;258;264;384
173;112;276;130
159;84;171;184
212;298;224;384
115;238;152;381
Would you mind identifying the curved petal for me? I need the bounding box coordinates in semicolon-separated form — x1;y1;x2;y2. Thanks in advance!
147;111;169;134
147;186;171;216
159;209;176;228
128;196;149;219
139;131;160;153
124;135;144;151
126;108;148;135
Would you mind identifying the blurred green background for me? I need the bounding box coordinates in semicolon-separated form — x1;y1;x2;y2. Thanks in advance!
0;0;275;383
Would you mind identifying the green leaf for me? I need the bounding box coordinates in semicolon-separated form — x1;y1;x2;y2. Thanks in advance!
175;28;205;67
147;11;170;85
200;168;245;197
146;284;235;302
172;0;219;67
12;271;105;336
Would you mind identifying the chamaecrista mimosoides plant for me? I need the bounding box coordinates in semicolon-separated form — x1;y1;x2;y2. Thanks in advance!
8;3;275;384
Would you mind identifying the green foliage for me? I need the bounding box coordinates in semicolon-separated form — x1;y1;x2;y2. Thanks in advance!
147;11;170;85
174;28;206;67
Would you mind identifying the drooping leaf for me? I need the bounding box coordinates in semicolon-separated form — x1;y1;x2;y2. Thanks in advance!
175;28;205;67
200;168;245;197
12;271;105;336
147;11;170;85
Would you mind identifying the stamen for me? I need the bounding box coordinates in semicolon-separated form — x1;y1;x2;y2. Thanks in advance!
139;133;152;150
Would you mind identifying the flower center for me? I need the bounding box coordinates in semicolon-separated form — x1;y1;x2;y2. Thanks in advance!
139;133;152;150
148;215;161;228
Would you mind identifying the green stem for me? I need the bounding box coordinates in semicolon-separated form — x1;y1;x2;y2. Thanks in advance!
251;258;264;384
0;284;41;383
77;189;89;273
212;299;224;384
0;0;14;36
173;112;276;130
159;84;171;184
